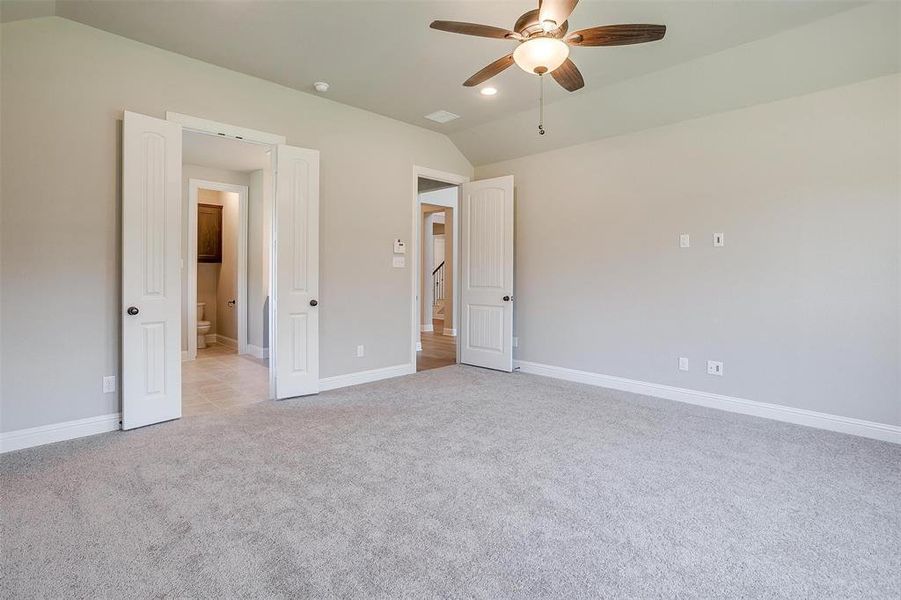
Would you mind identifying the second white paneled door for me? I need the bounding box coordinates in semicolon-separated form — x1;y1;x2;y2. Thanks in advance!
460;175;514;372
273;144;320;398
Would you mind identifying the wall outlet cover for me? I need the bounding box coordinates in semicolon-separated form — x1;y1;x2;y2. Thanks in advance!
356;345;365;357
707;360;724;376
679;357;689;371
680;234;690;248
392;256;405;268
102;376;116;393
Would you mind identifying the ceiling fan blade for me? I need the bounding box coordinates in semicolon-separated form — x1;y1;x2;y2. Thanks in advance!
567;24;666;46
430;20;519;40
463;54;515;87
538;0;579;28
551;58;584;92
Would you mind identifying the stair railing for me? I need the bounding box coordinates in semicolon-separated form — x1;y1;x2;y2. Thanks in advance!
432;261;446;307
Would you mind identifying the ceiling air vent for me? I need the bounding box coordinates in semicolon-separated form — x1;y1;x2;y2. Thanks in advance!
424;110;460;124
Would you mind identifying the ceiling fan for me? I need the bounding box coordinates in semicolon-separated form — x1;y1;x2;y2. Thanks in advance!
430;0;666;93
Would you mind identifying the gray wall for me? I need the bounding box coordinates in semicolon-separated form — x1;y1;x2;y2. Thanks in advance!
0;17;471;432
247;169;268;350
477;74;900;427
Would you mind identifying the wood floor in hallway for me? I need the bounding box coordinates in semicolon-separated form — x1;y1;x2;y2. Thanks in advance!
417;322;456;372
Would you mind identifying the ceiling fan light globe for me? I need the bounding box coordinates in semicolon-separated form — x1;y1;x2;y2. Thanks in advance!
513;37;570;75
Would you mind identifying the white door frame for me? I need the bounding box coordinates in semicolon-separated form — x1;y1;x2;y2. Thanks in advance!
186;179;249;359
411;166;469;364
168;112;284;400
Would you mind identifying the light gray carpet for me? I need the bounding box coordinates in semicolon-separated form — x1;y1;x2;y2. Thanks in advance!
2;366;899;599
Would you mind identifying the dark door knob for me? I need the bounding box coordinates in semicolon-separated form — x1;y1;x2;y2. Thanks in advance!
309;299;318;307
126;306;139;315
503;296;512;302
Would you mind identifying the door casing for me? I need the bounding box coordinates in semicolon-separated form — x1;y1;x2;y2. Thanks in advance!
185;179;249;360
411;166;470;365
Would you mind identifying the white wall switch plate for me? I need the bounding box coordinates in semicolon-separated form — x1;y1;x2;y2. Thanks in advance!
393;239;406;253
102;376;116;393
679;234;690;248
356;345;365;358
512;337;519;348
713;232;724;247
679;357;689;371
416;342;422;352
707;360;724;376
392;256;405;268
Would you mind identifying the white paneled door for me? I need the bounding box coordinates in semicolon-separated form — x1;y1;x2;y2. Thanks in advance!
460;176;514;372
121;111;183;429
274;144;320;398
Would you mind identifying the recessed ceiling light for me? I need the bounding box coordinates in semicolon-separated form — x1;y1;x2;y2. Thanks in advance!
424;110;460;124
480;87;498;96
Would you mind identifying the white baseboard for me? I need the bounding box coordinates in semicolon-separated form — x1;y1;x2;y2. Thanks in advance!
1;413;121;454
514;360;900;444
443;328;457;337
320;363;415;392
216;335;237;349
420;324;434;333
245;344;269;359
2;363;418;453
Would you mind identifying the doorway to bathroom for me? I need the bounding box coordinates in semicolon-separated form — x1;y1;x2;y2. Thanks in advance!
121;110;320;429
181;130;272;417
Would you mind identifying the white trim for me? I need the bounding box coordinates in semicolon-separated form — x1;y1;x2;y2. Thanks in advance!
167;112;286;145
412;165;469;370
246;344;269;359
187;179;249;359
420;324;434;332
443;328;457;337
514;360;901;444
319;364;415;392
1;413;122;454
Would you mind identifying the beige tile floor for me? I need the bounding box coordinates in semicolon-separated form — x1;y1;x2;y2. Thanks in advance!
182;343;270;417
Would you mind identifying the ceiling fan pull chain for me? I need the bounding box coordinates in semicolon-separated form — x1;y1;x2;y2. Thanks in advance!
538;73;546;136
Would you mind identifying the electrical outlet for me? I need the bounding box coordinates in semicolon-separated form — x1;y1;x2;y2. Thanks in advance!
713;232;725;247
679;357;689;371
707;361;724;376
356;345;365;358
102;376;116;393
513;337;519;348
679;233;690;248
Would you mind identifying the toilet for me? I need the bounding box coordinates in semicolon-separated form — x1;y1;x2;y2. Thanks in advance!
196;302;211;349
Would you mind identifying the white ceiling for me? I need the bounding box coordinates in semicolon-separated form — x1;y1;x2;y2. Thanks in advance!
183;131;271;172
5;1;896;165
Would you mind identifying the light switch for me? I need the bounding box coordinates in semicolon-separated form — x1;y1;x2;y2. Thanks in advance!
713;233;724;247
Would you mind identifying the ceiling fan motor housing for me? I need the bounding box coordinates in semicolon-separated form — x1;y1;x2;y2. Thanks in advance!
514;9;569;39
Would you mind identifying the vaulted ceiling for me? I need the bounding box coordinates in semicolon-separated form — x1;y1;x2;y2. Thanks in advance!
3;1;897;165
